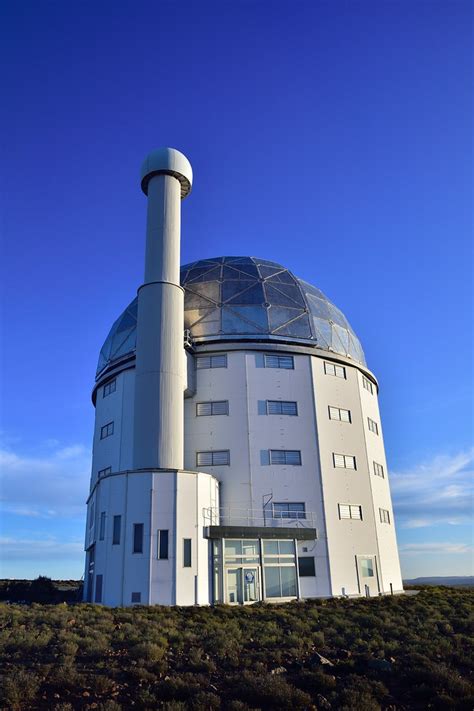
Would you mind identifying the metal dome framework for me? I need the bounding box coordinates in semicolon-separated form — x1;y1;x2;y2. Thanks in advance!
97;257;366;378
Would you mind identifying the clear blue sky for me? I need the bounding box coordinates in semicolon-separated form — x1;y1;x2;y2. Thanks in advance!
1;1;472;580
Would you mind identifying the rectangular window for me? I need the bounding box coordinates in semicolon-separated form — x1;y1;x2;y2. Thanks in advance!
379;508;390;524
112;515;121;545
103;379;116;397
324;361;346;379
98;466;111;478
196;354;227;369
94;574;103;603
269;449;302;465
272;502;306;519
133;523;144;553
100;421;114;439
196;450;230;466
360;558;374;577
368;417;379;435
157;530;169;560
266;400;298;416
328;406;351;423
196;400;229;416
89;500;95;529
183;538;192;567
99;512;106;541
333;453;356;469
338;504;363;520
362;375;374;394
373;461;385;478
298;557;316;577
131;592;141;604
264;354;294;369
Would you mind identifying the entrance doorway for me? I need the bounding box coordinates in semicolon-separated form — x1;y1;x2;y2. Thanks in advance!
225;567;260;604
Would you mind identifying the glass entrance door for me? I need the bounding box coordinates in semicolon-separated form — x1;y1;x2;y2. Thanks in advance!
225;567;260;604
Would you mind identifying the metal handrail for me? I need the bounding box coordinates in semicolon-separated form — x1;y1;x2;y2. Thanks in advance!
202;506;316;529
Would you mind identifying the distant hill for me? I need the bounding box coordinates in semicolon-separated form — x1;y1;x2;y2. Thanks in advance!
404;576;474;587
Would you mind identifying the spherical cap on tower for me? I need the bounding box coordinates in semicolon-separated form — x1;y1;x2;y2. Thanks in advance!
140;147;193;198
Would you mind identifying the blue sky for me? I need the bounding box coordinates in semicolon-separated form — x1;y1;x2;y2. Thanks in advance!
0;1;472;580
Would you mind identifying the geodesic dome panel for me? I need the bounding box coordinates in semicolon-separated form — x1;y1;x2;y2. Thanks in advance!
96;257;366;377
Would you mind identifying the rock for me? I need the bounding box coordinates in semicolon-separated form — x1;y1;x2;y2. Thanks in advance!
82;690;91;697
368;658;392;672
337;649;352;659
271;666;287;675
312;652;334;667
317;694;332;709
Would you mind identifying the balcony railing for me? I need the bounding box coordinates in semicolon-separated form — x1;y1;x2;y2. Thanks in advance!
202;506;316;529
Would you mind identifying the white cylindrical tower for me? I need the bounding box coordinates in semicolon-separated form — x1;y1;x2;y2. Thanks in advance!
133;148;193;470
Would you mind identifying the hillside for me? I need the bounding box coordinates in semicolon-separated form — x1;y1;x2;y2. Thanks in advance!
0;587;472;710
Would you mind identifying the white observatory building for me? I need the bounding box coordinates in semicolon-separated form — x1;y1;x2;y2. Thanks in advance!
84;148;403;606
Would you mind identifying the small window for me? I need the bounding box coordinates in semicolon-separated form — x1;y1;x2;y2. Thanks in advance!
338;504;363;520
362;375;374;394
333;453;356;469
264;354;294;369
196;450;230;466
99;512;106;541
360;558;374;577
267;400;298;416
100;421;114;439
269;450;302;465
196;354;227;369
103;379;116;397
98;466;111;478
133;523;144;553
273;502;306;519
298;557;316;577
157;530;169;560
131;592;141;604
89;500;95;529
324;361;346;378
368;417;379;435
328;406;351;423
373;461;385;478
379;508;390;524
183;538;192;567
112;515;121;545
95;574;103;603
196;400;229;416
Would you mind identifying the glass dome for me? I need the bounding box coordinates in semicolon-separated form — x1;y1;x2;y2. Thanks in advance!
97;257;366;377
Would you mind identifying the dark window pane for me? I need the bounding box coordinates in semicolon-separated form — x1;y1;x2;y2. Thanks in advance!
95;574;103;603
298;557;316;577
112;515;121;545
133;523;144;554
158;530;169;560
183;539;192;567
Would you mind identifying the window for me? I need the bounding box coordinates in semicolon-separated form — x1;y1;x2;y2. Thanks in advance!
362;375;374;394
272;502;306;519
266;400;298;416
269;450;302;465
373;461;385;478
263;540;297;598
183;539;192;567
298;557;316;577
196;354;227;369
157;530;169;560
333;453;356;469
264;354;294;369
133;523;144;553
94;574;103;603
103;379;116;397
224;539;259;564
131;592;141;604
324;361;346;379
98;466;111;478
328;406;351;423
360;558;374;577
99;512;106;541
100;421;114;439
196;450;230;466
379;508;390;524
89;500;95;529
368;417;379;435
196;400;229;416
112;515;121;545
338;504;363;520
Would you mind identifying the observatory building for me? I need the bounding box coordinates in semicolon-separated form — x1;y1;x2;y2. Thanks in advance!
84;148;403;606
